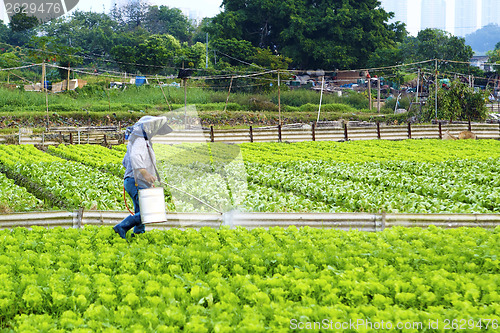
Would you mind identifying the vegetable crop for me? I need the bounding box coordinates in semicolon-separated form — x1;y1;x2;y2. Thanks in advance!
0;145;124;210
0;172;45;212
0;139;499;213
0;226;498;331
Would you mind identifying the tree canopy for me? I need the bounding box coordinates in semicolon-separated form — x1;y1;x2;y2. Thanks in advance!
0;0;483;79
208;0;406;69
368;29;474;72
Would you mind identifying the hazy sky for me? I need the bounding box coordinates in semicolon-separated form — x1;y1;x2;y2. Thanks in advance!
81;0;224;18
1;0;223;23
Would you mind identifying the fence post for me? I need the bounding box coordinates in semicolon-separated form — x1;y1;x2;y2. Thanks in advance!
468;119;472;132
278;124;282;142
438;122;442;139
104;134;107;146
70;132;73;145
312;122;316;141
343;123;348;141
249;126;253;143
376;122;381;139
210;125;214;143
77;207;84;228
407;122;412;139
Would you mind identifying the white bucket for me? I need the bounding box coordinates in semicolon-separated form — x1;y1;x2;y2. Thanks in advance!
138;187;167;223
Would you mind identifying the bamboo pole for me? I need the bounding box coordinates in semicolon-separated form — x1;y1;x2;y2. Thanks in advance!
377;77;381;113
416;68;420;103
368;76;372;111
223;76;233;113
435;59;438;119
278;71;282;125
156;75;172;111
317;76;325;122
43;61;49;130
67;63;70;91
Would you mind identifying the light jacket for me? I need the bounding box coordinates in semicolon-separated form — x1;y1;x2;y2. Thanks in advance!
122;116;172;187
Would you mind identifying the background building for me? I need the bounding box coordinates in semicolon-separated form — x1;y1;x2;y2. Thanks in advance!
454;0;478;36
421;0;447;31
482;0;500;26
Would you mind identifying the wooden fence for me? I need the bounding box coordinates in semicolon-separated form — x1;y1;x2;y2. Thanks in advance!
0;122;499;145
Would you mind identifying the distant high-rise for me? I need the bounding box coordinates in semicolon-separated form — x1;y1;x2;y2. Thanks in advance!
421;0;447;31
380;0;408;25
482;0;500;26
455;0;478;36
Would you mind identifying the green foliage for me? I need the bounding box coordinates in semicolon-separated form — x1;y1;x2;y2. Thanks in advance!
383;95;411;112
178;42;206;68
0;172;45;212
0;22;10;44
1;140;500;214
487;43;500;73
9;13;39;32
400;29;473;72
8;13;39;46
139;34;181;73
250;48;292;70
424;80;488;122
0;226;499;330
366;46;403;68
239;140;500;213
298;103;355;113
209;0;406;69
0;51;21;69
0;145;125;210
144;5;194;43
43;11;116;57
211;38;255;68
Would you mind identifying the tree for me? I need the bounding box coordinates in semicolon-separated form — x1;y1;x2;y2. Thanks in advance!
8;12;39;45
207;0;406;69
110;28;150;73
56;44;83;80
487;42;500;73
401;29;473;63
424;80;488;122
144;6;194;43
0;51;21;68
0;22;10;44
138;34;181;73
211;38;255;68
178;42;206;68
110;0;150;30
366;47;403;69
250;48;291;69
43;11;117;56
26;36;60;62
193;18;212;44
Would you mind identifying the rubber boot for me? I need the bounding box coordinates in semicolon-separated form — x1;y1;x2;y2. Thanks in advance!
113;214;141;239
133;221;145;235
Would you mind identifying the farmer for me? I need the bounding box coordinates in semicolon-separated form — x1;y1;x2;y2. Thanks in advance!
113;116;172;239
